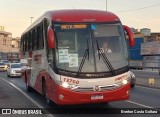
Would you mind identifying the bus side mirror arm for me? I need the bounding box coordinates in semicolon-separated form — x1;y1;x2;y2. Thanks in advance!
123;25;135;47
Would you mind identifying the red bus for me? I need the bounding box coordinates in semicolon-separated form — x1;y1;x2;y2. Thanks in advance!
20;9;134;105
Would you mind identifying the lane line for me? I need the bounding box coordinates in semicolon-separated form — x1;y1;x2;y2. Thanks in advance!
126;100;160;112
0;76;54;117
126;100;154;108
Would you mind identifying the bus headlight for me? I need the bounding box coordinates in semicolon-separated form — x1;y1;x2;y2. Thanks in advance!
62;82;69;88
61;82;78;89
122;79;128;85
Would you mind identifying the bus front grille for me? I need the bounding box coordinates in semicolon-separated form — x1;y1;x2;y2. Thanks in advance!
73;83;124;92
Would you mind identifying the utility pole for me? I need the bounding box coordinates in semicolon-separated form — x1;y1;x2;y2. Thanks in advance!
30;17;34;24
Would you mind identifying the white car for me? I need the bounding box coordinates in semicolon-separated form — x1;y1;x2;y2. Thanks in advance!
7;63;21;77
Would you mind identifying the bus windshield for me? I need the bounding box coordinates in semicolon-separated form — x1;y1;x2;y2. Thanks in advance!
54;23;128;74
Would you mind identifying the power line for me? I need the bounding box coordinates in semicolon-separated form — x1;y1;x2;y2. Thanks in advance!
116;3;160;13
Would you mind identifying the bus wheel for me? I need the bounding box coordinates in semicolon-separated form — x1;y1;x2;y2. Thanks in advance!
25;72;32;92
42;79;52;106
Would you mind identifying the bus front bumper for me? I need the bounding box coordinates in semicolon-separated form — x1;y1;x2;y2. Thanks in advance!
53;83;130;105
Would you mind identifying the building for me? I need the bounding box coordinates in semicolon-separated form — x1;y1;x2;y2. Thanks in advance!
11;37;20;52
0;28;20;61
127;28;160;71
0;30;12;52
0;30;20;53
141;32;160;71
140;28;151;36
144;32;160;42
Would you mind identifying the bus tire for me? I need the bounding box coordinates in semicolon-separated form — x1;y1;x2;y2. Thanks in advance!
131;84;135;88
26;82;32;92
25;72;32;92
42;78;52;106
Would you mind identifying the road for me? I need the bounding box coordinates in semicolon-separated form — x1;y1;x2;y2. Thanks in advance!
0;71;160;117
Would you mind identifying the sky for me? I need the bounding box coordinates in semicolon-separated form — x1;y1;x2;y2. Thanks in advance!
0;0;160;37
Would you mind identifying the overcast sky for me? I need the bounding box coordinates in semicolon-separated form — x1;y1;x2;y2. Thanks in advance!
0;0;160;37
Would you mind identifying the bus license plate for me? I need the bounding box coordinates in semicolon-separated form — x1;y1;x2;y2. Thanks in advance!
91;94;103;100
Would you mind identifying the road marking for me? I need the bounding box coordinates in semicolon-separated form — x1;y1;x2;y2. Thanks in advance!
136;85;160;91
126;100;160;112
126;100;153;108
0;77;54;117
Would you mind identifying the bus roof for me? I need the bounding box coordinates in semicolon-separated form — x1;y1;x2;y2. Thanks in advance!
47;9;120;22
22;9;120;35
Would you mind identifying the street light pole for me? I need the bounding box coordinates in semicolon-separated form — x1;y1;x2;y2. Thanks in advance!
106;0;107;11
30;17;34;24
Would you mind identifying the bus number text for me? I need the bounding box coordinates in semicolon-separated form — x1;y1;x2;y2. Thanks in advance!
63;78;79;84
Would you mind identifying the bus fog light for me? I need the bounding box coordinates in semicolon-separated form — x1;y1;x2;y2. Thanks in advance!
122;79;128;85
59;94;64;100
126;90;130;95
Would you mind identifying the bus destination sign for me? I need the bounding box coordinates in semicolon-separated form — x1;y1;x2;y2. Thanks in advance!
61;24;87;29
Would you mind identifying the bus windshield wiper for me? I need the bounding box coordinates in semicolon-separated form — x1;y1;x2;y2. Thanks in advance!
76;40;89;77
96;40;101;60
96;40;115;75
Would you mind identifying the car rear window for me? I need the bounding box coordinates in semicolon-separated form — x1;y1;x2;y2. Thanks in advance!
11;64;21;68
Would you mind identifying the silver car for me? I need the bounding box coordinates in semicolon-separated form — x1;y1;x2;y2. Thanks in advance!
7;63;21;77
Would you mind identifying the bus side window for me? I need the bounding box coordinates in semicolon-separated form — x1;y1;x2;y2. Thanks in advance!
32;29;37;50
23;34;26;52
26;33;28;51
43;19;50;56
20;36;24;52
40;24;44;49
28;31;32;51
37;23;44;50
43;19;50;47
37;26;40;49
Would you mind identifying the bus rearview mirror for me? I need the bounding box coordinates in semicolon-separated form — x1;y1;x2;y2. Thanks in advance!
123;25;135;47
47;27;55;48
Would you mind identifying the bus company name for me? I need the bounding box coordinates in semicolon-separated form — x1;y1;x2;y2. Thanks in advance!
0;26;5;31
63;77;79;84
115;75;127;82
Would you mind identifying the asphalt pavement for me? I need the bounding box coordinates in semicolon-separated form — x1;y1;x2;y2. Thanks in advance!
0;71;160;116
131;70;160;89
0;76;50;117
0;77;37;108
